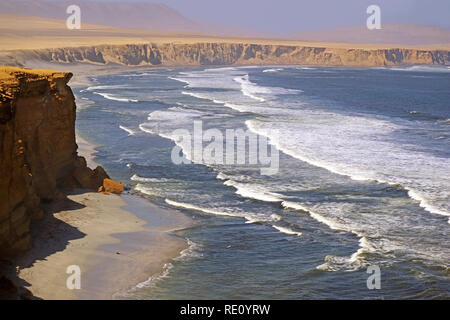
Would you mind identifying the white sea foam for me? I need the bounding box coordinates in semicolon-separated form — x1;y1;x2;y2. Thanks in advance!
165;199;241;218
407;189;450;224
223;103;252;113
93;92;138;103
134;184;161;197
203;67;238;72
135;262;173;289
75;96;95;111
131;174;172;183
316;237;375;272
168;77;191;85
263;68;284;73
233;75;267;102
389;65;450;73
223;180;283;203
181;91;211;100
246;115;450;220
272;225;302;236
132;239;201;291
87;84;129;91
119;125;136;136
165;199;276;224
174;239;203;261
281;201;349;232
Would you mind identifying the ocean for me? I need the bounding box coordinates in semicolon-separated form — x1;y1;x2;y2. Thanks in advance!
75;65;450;299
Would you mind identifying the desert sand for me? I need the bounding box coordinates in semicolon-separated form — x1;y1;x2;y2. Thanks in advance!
1;13;449;51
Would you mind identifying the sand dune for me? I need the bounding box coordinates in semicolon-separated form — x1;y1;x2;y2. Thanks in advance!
1;13;449;53
290;24;450;46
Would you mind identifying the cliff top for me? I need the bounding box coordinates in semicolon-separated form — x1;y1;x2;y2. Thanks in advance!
0;67;70;85
0;67;72;98
0;67;73;122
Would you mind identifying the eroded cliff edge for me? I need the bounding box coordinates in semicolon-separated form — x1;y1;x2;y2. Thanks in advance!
6;43;450;67
0;67;110;259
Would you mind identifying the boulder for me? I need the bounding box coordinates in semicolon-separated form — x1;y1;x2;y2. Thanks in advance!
101;178;124;195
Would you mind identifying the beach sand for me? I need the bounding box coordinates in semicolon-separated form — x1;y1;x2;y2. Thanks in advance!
8;135;193;300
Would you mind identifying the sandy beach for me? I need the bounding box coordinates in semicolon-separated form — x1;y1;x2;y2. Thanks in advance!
5;131;193;300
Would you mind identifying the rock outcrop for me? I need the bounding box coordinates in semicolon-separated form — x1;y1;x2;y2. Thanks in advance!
99;179;124;195
0;67;110;258
10;43;450;67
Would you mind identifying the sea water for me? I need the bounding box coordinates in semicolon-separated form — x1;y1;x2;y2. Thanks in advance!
75;65;450;299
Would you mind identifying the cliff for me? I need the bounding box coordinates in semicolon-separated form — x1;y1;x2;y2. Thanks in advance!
10;43;450;67
0;67;110;259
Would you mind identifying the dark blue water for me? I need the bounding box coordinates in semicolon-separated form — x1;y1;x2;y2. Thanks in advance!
75;65;450;299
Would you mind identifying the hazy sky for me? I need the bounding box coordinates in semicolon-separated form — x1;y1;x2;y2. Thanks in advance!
46;0;450;32
160;0;450;32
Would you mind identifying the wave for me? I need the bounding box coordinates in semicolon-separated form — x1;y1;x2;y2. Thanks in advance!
93;92;138;103
132;239;201;290
316;237;375;272
246;119;450;220
223;103;252;113
139;123;194;163
281;201;349;232
134;262;173;289
119;125;136;136
131;174;173;183
181;91;232;107
174;238;203;261
263;68;284;73
389;65;450;73
203;67;238;72
407;189;450;224
118;72;154;77
181;91;211;100
86;84;129;91
272;225;302;236
165;199;277;224
234;74;303;102
223;179;283;203
182;90;254;113
134;184;161;197
281;200;373;271
75;97;95;111
168;77;191;86
165;199;245;218
233;75;267;102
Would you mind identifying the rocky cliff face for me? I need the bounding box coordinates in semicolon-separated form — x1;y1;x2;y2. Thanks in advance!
0;67;109;258
16;43;450;67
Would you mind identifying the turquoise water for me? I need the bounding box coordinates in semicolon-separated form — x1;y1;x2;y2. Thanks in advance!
75;65;450;299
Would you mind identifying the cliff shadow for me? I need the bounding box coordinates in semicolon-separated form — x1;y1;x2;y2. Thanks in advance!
6;194;90;299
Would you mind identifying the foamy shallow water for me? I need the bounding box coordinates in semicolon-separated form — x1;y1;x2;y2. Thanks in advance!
76;66;450;299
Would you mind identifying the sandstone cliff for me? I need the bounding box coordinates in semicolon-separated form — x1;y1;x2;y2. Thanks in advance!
10;43;450;67
0;67;109;258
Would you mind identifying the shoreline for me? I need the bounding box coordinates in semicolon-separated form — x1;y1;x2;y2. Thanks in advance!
13;189;192;300
8;101;194;299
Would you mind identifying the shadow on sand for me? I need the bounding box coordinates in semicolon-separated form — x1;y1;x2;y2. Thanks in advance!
0;190;91;299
